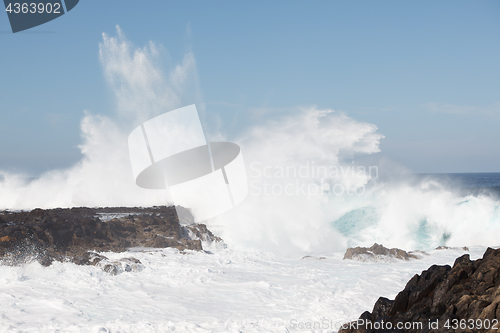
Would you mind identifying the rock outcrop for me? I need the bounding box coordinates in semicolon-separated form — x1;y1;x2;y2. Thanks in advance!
435;245;469;251
343;243;421;262
71;251;144;275
0;206;222;269
301;255;326;260
340;247;500;333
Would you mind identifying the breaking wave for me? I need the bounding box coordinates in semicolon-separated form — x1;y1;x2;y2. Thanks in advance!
1;27;499;255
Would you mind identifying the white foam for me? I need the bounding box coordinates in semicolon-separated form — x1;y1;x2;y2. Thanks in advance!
1;27;499;255
0;246;484;332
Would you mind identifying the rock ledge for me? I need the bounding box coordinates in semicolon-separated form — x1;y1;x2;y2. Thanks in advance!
0;206;223;271
343;243;421;262
340;247;500;333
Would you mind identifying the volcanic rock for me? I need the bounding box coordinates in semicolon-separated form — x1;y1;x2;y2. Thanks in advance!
72;251;144;275
0;206;223;268
435;245;469;251
343;243;421;262
301;255;326;260
339;247;500;333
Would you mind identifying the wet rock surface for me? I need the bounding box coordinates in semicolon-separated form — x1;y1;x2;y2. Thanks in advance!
340;247;500;333
72;251;144;275
343;243;421;262
301;255;326;260
0;206;222;270
435;245;469;251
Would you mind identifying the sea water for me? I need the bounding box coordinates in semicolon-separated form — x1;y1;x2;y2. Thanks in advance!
1;27;499;332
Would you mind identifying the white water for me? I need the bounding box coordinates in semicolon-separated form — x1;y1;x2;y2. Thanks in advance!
1;27;500;332
0;27;498;254
0;245;485;332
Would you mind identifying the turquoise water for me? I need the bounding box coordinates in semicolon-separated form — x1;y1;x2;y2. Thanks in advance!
331;173;500;250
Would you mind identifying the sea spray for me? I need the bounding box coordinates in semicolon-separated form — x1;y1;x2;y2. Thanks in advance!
0;27;499;256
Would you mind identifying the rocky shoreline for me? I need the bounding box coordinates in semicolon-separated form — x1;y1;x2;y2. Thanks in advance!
4;207;499;327
340;247;500;333
0;206;222;272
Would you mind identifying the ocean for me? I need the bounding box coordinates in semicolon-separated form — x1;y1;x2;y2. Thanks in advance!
0;173;498;332
1;28;498;332
424;173;500;197
0;235;488;332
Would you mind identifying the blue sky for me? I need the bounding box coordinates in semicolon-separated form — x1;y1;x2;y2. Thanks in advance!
0;0;499;175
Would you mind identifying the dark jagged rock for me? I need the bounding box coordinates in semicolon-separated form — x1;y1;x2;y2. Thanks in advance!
301;255;326;260
339;247;500;333
0;206;222;269
435;245;469;251
343;243;421;262
72;251;144;275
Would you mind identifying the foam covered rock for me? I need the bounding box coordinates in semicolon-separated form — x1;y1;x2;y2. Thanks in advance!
0;206;223;267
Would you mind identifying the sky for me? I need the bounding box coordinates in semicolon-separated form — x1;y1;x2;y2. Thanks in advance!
0;0;499;175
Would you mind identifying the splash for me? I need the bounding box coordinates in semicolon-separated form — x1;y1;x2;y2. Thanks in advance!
0;26;199;209
1;27;499;256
